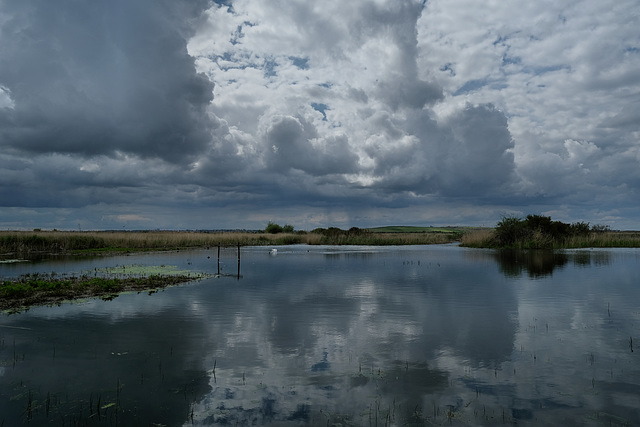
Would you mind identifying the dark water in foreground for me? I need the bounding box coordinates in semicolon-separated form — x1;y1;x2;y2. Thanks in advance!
1;245;639;426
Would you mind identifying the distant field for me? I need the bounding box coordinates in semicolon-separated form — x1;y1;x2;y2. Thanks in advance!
367;226;472;233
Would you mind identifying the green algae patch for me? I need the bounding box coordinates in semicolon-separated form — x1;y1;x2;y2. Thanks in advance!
1;266;210;312
93;264;202;277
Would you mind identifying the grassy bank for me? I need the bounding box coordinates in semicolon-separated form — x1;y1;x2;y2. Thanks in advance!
0;270;204;312
461;229;640;249
0;229;461;258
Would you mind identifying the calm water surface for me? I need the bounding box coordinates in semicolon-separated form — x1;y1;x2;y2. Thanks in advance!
1;245;639;426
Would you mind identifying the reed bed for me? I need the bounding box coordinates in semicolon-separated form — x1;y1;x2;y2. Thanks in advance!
313;232;456;246
0;229;460;257
460;229;640;249
0;231;300;255
459;229;495;247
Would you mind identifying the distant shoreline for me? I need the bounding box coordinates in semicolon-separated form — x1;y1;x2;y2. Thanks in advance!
0;229;464;259
2;227;640;261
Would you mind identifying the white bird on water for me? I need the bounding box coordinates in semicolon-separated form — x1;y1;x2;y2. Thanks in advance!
270;248;278;255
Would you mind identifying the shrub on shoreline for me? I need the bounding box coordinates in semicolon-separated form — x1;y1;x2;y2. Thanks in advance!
492;214;591;248
461;215;640;249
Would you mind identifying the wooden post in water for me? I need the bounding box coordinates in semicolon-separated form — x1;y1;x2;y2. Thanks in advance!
237;243;241;279
217;245;221;275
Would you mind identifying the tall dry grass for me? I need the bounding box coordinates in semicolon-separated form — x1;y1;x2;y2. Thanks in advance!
0;229;460;256
0;231;302;255
460;229;640;249
561;232;640;248
459;229;495;247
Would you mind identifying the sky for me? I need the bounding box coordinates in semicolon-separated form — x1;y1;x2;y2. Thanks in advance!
0;0;639;231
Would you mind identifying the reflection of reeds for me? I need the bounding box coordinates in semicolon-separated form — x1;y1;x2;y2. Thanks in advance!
26;389;32;421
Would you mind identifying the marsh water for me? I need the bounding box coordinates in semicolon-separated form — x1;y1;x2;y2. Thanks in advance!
1;245;639;426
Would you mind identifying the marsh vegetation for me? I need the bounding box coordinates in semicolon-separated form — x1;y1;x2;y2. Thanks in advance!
0;227;462;258
461;215;640;249
0;265;206;312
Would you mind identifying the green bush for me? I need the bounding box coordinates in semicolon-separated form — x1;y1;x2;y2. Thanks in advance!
591;224;610;233
525;214;552;233
494;216;531;246
265;222;295;234
282;224;294;233
570;221;591;236
494;215;598;248
265;221;284;234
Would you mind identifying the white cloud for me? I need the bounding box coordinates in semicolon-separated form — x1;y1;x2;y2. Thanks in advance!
0;85;14;109
0;0;639;229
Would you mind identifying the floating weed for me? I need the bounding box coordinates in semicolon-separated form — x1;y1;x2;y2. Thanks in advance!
94;264;199;277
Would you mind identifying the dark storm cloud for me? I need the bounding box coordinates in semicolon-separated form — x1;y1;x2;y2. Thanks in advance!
0;0;214;163
262;115;359;176
376;78;443;111
365;104;515;198
1;0;638;230
0;151;182;208
433;104;515;196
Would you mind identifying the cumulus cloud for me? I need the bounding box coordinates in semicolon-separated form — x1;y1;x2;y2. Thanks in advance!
0;85;14;109
261;114;359;176
0;0;639;229
0;0;214;162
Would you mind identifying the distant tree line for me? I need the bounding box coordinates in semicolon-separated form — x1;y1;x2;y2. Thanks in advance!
494;214;610;247
264;223;371;237
310;227;369;236
264;221;295;234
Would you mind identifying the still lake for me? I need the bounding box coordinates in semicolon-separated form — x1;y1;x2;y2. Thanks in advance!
1;244;639;426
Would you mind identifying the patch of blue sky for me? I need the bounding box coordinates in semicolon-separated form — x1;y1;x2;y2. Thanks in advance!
263;58;278;78
502;55;521;66
289;56;309;70
453;79;489;96
215;52;252;70
524;65;569;75
489;82;508;91
440;63;455;76
311;103;329;121
211;0;232;7
230;26;244;45
230;21;254;45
